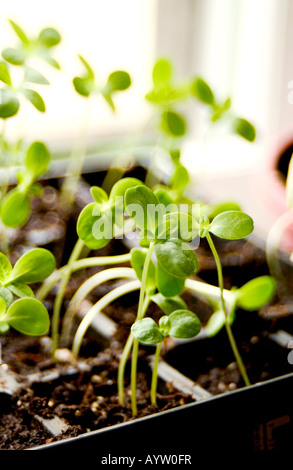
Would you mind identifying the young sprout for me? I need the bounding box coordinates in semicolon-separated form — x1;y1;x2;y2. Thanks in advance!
197;210;255;385
0;247;55;336
0;296;50;336
73;54;131;112
77;177;143;249
119;185;199;415
131;309;201;407
0;20;61;119
145;58;256;204
0;141;50;227
50;177;142;353
191;77;256;142
0;248;56;299
3;20;61;69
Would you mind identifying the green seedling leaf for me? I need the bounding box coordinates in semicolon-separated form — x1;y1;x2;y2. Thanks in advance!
169;149;181;163
25;141;50;179
151;292;187;315
24;67;50;85
1;189;30;227
38;28;61;48
210;98;231;122
2;298;50;336
109;177;145;227
0;61;12;86
170;164;189;192
77;202;113;250
167;309;201;338
106;71;131;92
0;287;13;308
125;185;162;237
205;309;225;337
29;182;43;197
73;77;92;97
7;282;34;298
2;47;25;65
202;201;242;219
156;212;199;242
0;89;20;118
161;110;186;137
21;89;46;112
90;186;108;204
233;118;256;142
152;58;172;84
130;248;156;294
9;20;29;45
78;55;95;80
191;77;215;106
209;210;254;240
42;54;60;69
236;276;276;311
109;178;144;204
131;317;164;345
153;188;175;209
9;248;56;284
156;262;185;297
155;239;198;278
0;253;12;284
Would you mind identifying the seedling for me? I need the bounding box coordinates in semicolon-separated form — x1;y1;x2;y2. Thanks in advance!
0;20;61;119
0;247;55;336
0;20;277;423
145;58;256;202
194;211;255;385
131;308;201;407
73;54;131;112
65;177;277;414
0;247;55;298
0;141;50;228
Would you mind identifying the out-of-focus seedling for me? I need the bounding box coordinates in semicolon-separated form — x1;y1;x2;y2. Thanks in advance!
0;141;50;227
131;309;201;407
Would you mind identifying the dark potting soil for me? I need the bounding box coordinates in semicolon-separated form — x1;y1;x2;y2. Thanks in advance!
0;169;293;450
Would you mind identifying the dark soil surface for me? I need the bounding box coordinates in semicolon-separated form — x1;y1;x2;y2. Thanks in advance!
0;168;292;450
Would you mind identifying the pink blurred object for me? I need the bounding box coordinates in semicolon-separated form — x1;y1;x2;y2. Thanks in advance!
251;128;293;254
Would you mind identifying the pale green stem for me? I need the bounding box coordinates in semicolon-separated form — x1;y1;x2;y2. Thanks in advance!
51;238;85;354
72;280;141;358
185;279;234;306
118;296;150;406
60;267;137;346
150;342;162;407
206;232;250;386
36;253;131;301
131;241;155;416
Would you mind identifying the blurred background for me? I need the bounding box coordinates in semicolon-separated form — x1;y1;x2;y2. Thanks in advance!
1;0;293;244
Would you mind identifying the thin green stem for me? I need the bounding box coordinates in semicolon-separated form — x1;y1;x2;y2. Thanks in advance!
151;342;162;407
118;296;150;407
36;253;131;301
206;232;250;386
72;280;141;358
130;337;139;415
51;238;85;354
130;241;155;416
60;267;137;346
